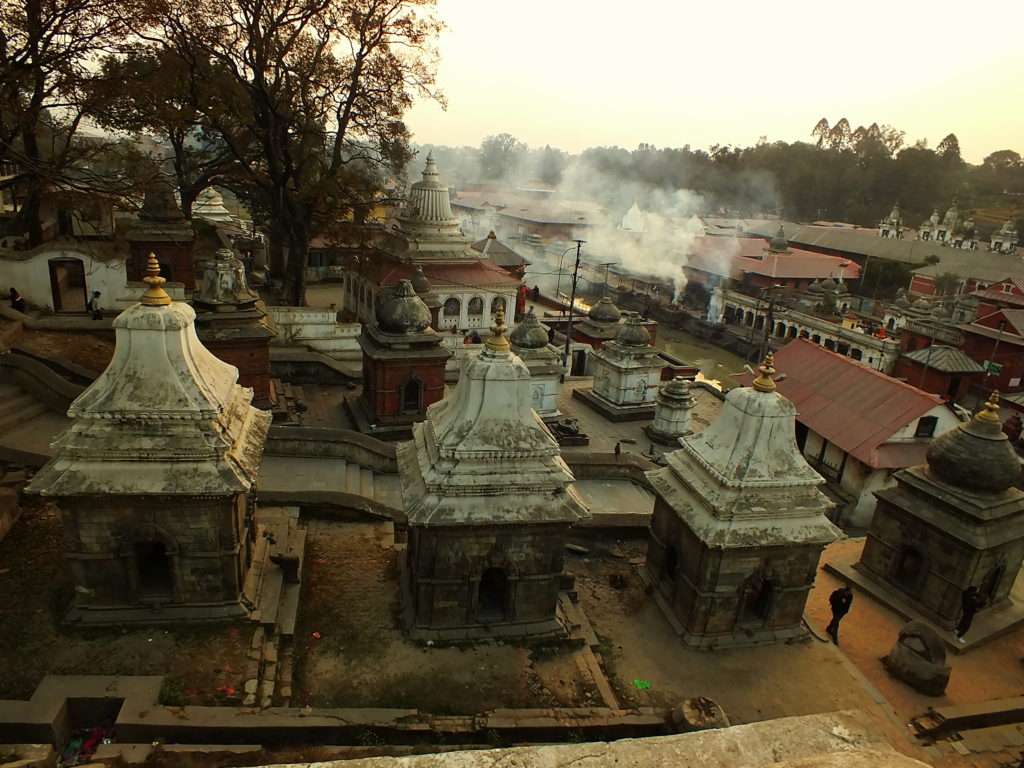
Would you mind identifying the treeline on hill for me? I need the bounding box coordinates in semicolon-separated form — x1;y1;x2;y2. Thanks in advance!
425;122;1024;237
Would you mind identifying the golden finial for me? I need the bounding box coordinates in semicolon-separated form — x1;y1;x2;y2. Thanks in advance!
977;390;1001;424
752;351;777;393
485;306;510;352
140;253;172;307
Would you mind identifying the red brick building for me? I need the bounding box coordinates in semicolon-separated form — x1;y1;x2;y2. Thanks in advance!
126;180;197;289
891;345;984;402
959;309;1024;394
349;279;451;439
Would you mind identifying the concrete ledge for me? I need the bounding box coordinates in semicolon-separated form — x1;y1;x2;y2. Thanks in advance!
265;425;397;473
572;388;656;422
565;452;657;487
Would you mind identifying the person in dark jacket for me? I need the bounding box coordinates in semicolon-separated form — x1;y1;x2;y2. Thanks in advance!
8;287;25;313
956;585;984;643
86;290;102;320
826;584;853;644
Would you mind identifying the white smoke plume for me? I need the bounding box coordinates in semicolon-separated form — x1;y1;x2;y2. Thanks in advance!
551;158;719;301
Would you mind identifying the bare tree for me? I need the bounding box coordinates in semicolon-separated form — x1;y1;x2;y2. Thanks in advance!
155;0;443;305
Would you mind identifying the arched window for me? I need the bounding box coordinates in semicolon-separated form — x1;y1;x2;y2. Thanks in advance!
468;296;484;315
491;296;506;316
775;321;786;337
443;297;460;317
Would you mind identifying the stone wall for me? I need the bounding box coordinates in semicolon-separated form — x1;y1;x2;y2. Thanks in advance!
860;495;1024;626
362;353;447;425
649;498;825;644
406;523;571;631
61;493;250;608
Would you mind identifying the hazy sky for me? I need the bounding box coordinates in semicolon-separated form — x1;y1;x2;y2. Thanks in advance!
407;0;1024;163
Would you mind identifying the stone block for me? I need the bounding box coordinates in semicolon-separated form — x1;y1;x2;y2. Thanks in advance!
243;678;258;695
883;621;950;696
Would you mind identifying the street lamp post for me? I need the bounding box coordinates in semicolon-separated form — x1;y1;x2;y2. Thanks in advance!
562;239;585;370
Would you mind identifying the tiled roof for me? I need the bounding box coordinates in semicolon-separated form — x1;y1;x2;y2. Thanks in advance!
740;338;945;469
470;236;531;267
686;236;861;281
902;345;985;373
375;258;521;290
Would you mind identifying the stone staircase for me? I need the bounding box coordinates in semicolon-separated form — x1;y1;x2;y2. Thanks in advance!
268;307;361;361
258;454;398;508
242;506;307;708
0;382;49;434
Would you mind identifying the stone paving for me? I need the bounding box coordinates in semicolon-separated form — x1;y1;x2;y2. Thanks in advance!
808;538;1024;768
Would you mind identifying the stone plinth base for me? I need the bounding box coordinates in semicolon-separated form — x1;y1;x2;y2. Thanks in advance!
572;387;655;422
345;395;417;441
406;616;567;643
639;566;809;649
64;599;250;627
825;545;1024;654
644;424;685;446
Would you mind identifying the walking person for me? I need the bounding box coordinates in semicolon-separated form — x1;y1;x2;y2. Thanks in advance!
826;584;853;645
86;290;102;320
8;287;25;313
956;585;984;644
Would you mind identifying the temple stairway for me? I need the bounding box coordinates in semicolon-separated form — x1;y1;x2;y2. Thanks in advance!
0;382;68;465
258;454;401;510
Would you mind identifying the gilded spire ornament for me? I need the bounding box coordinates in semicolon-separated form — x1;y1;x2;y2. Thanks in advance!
140;253;172;307
485;306;511;352
977;390;1001;424
752;351;777;393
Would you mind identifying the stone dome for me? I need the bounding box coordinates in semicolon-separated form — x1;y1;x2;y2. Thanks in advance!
807;279;823;294
510;309;549;349
768;225;789;253
615;315;651;347
376;279;431;334
410;265;432;295
588;296;621;323
820;277;837;291
926;393;1022;493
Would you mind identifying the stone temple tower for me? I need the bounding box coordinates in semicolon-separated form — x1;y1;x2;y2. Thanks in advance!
645;353;841;647
27;255;271;625
397;309;589;639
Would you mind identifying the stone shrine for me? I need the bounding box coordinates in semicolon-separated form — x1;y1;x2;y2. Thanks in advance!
346;154;520;334
26;255;271;625
193;248;278;409
646;377;697;445
572;297;623;349
879;204;903;239
856;392;1024;630
350;279;451;439
396;309;589;639
509;308;564;420
645;354;841;647
991;219;1019;255
576;315;664;421
126;177;196;289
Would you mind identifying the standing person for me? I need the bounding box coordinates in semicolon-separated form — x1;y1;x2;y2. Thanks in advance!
956;585;984;643
8;287;25;313
86;291;102;320
614;441;622;461
826;584;853;645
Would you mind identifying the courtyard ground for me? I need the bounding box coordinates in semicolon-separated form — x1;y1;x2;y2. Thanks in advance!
566;537;930;763
809;538;1024;768
0;501;248;704
291;519;602;713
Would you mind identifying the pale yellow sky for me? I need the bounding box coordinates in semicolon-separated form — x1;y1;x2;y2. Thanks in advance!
407;0;1024;163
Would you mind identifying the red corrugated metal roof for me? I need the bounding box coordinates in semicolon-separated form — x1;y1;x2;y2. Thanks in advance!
376;258;520;289
687;237;861;281
740;339;944;470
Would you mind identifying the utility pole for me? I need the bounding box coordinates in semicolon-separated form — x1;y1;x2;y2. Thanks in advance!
760;284;783;361
563;239;586;370
983;320;1007;392
598;262;617;298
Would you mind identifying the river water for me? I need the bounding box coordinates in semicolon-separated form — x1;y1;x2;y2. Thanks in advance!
653;324;748;388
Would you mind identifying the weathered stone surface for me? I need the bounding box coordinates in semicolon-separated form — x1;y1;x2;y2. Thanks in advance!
242;711;928;768
883;621;951;696
646;356;840;647
398;315;588;637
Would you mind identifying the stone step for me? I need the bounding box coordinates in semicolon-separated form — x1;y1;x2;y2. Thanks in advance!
0;400;47;433
258;566;283;629
359;467;375;499
0;391;38;420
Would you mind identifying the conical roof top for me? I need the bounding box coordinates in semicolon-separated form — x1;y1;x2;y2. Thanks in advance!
396;307;588;527
27;255;270;497
588;296;621;323
926;392;1022;493
767;225;789;253
376;279;432;333
510;309;550;350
